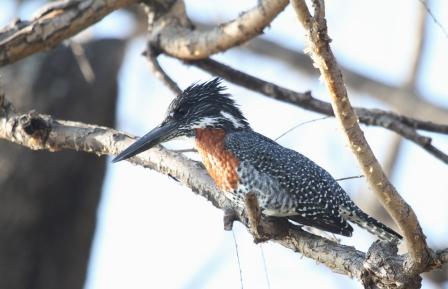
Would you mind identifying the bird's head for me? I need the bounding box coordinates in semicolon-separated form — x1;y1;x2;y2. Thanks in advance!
113;78;250;162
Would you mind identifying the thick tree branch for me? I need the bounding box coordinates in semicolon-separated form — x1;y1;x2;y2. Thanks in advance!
0;0;136;67
146;0;288;60
184;58;448;164
291;0;430;273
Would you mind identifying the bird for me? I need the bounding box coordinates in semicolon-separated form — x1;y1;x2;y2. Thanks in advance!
113;78;402;243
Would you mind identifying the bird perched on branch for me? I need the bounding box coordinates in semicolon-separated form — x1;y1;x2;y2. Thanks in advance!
113;78;402;243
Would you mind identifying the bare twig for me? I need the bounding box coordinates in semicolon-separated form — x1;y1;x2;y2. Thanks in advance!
240;37;448;123
274;116;330;141
69;40;96;83
172;148;197;153
146;0;288;60
406;1;429;88
375;2;429;220
418;0;448;39
0;0;137;67
144;45;182;95
291;0;430;272
231;230;244;289
185;58;448;164
335;175;364;182
382;135;403;178
259;245;271;289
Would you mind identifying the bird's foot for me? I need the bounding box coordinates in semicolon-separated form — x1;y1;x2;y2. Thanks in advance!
244;192;272;243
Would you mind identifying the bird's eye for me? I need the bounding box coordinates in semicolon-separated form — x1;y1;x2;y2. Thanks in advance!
175;107;188;117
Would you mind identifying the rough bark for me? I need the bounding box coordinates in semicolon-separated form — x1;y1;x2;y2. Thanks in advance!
144;0;289;59
0;0;135;66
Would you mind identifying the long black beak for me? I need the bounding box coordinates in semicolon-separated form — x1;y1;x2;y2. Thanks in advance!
112;123;176;163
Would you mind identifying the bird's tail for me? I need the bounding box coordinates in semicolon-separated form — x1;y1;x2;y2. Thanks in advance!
341;206;402;243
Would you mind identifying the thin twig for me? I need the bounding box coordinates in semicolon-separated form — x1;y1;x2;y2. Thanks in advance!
274;116;330;141
418;0;448;40
172;148;197;153
144;45;182;95
384;0;428;176
406;1;429;88
69;40;96;83
232;230;244;289
335;175;364;182
259;244;271;289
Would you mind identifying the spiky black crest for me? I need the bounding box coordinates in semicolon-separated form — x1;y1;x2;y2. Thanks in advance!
163;78;250;133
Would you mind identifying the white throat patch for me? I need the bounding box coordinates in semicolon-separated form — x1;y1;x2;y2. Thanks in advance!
190;117;219;129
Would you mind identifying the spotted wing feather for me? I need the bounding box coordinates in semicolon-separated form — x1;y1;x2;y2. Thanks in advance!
224;131;353;237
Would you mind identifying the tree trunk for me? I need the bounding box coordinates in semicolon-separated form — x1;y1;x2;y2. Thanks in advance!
0;39;125;289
